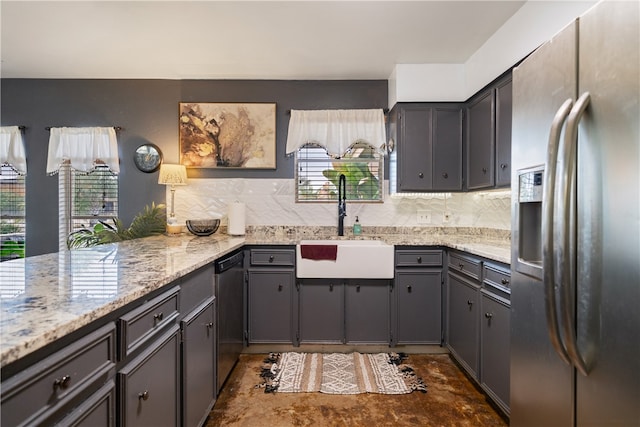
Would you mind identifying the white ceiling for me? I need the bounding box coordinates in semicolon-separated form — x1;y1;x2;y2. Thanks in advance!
0;1;527;80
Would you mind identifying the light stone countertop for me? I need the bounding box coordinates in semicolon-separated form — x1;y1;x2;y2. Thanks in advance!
0;227;510;369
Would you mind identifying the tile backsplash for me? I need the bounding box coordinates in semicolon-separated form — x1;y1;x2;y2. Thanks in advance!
170;178;511;230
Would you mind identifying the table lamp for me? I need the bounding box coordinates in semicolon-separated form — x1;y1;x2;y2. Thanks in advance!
158;163;188;233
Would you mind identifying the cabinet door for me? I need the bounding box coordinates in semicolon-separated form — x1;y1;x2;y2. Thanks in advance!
56;380;115;427
495;77;512;187
480;293;510;413
118;326;180;427
181;299;216;427
398;106;433;191
433;107;463;191
248;269;295;343
447;273;480;378
299;279;344;344
345;280;390;344
466;90;495;190
395;269;442;344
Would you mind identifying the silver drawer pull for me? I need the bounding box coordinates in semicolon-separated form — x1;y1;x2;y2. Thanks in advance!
206;322;213;329
269;255;274;263
467;300;473;307
138;390;149;401
485;312;493;319
459;263;464;269
53;375;71;390
153;312;164;323
417;256;422;263
501;278;510;285
407;285;412;293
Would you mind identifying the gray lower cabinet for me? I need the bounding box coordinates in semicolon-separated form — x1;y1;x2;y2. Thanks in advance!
479;262;511;416
394;249;444;345
246;247;297;344
299;279;344;344
344;279;391;344
299;278;390;344
247;269;296;344
447;272;480;378
56;380;116;427
118;325;180;427
480;292;510;414
447;251;511;416
0;323;116;427
181;298;216;427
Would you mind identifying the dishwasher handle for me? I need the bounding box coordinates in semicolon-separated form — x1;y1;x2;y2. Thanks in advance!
215;250;244;274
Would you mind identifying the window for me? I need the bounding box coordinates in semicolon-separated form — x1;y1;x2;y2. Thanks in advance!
0;165;26;261
296;142;383;202
59;164;118;251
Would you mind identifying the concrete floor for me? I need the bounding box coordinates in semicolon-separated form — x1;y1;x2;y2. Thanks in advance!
205;353;508;427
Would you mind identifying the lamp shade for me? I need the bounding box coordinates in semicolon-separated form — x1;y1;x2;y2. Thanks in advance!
158;164;188;185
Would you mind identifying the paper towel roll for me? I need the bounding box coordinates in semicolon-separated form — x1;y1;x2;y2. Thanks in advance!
227;202;246;236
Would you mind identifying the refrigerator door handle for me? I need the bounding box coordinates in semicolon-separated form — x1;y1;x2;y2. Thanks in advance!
542;98;574;366
558;91;591;376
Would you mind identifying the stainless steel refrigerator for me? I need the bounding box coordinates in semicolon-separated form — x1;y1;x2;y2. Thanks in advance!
510;1;639;426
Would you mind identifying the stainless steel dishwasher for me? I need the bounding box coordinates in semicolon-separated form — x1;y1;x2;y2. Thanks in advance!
214;249;244;395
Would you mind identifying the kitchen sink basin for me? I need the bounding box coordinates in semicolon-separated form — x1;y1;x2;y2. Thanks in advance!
296;239;394;279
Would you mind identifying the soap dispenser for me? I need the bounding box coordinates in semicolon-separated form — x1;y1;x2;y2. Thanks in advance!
353;216;362;235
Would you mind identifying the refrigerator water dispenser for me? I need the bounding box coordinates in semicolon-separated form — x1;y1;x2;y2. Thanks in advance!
515;167;544;279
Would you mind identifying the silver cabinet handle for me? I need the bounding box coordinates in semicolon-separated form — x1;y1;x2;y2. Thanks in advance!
418;172;424;178
153;312;164;324
53;375;71;390
484;312;493;319
407;285;412;293
138;390;149;401
558;92;591;376
543;98;574;367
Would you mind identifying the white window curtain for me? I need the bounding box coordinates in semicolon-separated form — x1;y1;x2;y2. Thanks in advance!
0;126;27;175
285;109;386;157
47;127;120;175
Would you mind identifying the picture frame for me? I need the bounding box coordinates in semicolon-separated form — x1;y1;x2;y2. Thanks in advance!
179;102;276;169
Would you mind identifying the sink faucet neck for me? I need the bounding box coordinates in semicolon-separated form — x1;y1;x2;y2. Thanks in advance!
338;174;347;236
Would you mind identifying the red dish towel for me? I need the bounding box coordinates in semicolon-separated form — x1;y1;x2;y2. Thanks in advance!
300;244;338;261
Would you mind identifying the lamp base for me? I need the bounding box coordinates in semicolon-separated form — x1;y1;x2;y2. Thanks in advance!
166;223;183;235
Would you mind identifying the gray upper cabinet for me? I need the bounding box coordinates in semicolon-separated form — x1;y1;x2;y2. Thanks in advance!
466;72;513;190
495;76;512;187
391;103;463;192
394;105;433;191
433;108;464;191
466;90;495;190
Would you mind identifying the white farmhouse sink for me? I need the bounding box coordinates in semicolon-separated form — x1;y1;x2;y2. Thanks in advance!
296;239;394;279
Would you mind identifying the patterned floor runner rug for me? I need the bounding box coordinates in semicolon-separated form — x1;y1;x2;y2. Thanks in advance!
258;352;427;394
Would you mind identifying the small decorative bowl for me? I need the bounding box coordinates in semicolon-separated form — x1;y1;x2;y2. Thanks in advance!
186;219;220;236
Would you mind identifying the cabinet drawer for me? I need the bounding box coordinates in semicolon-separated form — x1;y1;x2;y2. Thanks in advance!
119;287;179;359
448;252;481;280
396;249;442;267
250;249;295;266
1;323;116;427
483;263;511;289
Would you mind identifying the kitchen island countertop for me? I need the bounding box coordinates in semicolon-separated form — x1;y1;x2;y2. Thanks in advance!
0;227;509;369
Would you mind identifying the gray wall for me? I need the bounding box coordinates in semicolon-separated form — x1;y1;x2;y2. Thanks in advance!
1;79;387;256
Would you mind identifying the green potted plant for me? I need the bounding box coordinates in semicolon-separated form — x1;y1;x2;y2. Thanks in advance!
67;202;166;249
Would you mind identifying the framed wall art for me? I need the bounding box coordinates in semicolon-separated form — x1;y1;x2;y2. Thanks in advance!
179;102;276;169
